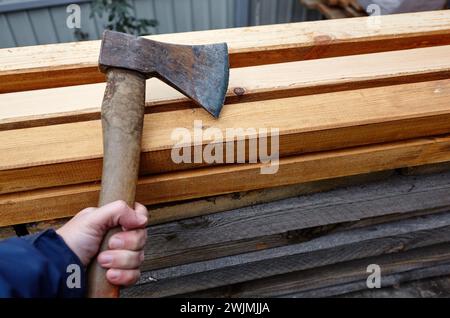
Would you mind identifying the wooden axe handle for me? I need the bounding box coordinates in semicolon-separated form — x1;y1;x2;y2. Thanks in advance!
87;68;146;298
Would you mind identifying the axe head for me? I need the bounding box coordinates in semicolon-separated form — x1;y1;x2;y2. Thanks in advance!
99;30;229;118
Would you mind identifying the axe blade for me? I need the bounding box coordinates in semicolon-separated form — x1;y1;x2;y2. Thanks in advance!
99;30;229;118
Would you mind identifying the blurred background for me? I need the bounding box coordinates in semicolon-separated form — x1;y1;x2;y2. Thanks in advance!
0;0;322;48
0;0;448;49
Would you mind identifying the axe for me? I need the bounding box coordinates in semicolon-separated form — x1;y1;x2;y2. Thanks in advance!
87;30;229;298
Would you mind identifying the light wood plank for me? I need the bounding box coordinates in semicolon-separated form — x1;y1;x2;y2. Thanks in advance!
23;171;392;233
2;79;450;194
1;10;450;92
2;45;450;130
1;134;450;227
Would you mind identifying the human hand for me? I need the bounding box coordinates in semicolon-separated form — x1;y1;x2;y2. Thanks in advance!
326;0;363;10
56;200;148;286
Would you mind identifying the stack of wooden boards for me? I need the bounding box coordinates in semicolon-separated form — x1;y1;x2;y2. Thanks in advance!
1;10;450;297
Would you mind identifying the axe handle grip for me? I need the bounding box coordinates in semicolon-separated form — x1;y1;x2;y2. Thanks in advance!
87;68;146;298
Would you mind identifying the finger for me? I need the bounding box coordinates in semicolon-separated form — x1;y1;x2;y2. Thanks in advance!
120;202;148;231
108;229;147;250
98;250;145;269
350;0;364;11
328;0;339;6
106;269;141;286
134;202;148;218
90;200;147;230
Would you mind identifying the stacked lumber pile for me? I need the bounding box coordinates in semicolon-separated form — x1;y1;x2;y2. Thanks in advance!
1;10;450;297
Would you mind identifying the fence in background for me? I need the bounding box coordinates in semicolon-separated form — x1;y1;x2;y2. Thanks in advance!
0;0;321;48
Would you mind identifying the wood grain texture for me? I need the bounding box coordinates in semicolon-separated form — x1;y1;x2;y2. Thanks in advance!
1;11;450;93
87;69;146;298
3;79;450;194
122;212;450;297
141;171;450;271
342;273;450;298
146;171;393;226
181;244;450;298
400;161;450;176
23;171;393;233
2;45;450;131
2;134;450;227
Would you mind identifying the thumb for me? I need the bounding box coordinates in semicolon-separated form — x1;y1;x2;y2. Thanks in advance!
89;200;148;232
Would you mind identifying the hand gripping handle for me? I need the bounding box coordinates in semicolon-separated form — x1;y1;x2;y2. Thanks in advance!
87;68;146;298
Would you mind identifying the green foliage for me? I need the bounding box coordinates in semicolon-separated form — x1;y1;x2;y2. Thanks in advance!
91;0;158;35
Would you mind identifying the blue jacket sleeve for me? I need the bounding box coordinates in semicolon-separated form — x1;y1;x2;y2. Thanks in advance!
0;229;86;298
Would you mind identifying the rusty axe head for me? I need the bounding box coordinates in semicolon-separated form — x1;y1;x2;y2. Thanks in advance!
98;30;229;118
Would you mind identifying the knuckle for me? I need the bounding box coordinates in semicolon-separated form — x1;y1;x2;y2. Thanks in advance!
137;203;149;215
127;230;146;250
79;207;96;215
123;251;140;266
115;200;128;211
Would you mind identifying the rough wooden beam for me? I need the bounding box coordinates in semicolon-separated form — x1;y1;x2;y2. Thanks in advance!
141;171;450;271
146;171;393;226
122;212;450;297
400;161;450;176
1;11;450;93
342;273;450;298
3;79;450;194
180;244;450;298
1;134;450;227
24;171;393;232
2;45;450;131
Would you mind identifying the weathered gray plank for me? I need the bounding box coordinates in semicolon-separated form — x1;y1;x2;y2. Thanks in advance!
182;244;450;298
400;161;450;176
148;170;393;226
290;264;450;298
123;212;450;297
143;171;450;270
23;171;392;237
342;274;450;298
